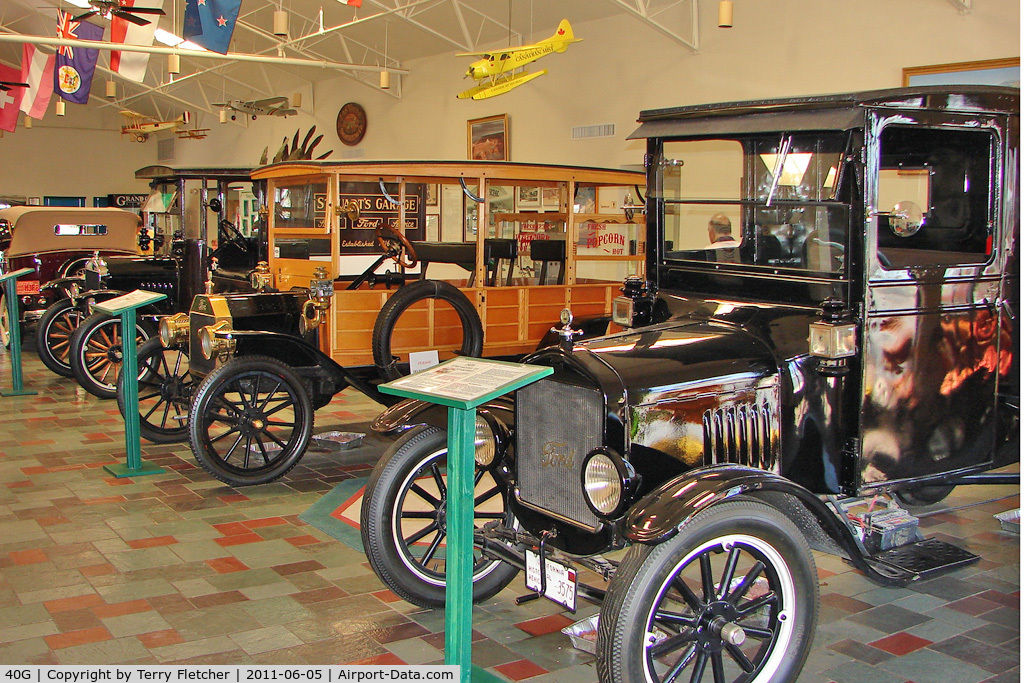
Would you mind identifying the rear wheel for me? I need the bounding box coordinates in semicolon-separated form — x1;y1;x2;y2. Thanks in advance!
188;355;314;486
893;485;954;507
36;298;85;377
69;313;153;399
360;426;520;608
117;338;192;444
597;500;818;683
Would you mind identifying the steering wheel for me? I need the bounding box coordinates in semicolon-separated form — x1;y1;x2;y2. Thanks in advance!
218;219;247;245
375;224;418;269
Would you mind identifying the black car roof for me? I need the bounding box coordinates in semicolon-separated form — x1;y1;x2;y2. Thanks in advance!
628;85;1019;140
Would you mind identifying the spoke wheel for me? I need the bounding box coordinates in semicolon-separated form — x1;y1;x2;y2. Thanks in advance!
361;426;520;608
188;355;313;486
0;293;10;348
597;500;817;683
70;313;152;399
117;337;193;444
36;299;85;377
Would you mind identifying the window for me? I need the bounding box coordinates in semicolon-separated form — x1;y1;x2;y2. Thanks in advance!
876;126;994;268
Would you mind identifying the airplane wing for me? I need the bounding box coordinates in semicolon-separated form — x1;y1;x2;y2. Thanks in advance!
254;96;290;109
119;109;148;119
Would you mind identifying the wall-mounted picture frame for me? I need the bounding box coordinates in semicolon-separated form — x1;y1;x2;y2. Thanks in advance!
902;57;1020;87
541;187;561;211
425;184;438;206
516;186;541;211
468;114;509;161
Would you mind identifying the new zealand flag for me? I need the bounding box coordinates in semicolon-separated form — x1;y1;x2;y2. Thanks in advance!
183;0;242;55
54;10;104;104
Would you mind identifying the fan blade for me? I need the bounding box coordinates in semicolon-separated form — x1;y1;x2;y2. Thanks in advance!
112;10;150;26
122;6;166;14
71;10;99;21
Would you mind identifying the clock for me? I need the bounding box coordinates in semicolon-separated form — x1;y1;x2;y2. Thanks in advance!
336;102;367;146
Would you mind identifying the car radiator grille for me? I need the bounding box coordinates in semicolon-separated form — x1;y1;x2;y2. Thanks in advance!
515;378;604;531
702;402;776;470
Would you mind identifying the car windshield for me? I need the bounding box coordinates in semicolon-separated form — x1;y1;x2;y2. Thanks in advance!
653;133;849;276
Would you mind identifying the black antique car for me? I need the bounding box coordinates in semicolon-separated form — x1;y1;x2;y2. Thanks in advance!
360;86;1019;683
145;160;645;485
35;166;263;398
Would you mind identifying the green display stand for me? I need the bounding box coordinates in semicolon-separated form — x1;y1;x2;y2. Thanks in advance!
93;290;168;478
379;357;553;683
1;267;38;397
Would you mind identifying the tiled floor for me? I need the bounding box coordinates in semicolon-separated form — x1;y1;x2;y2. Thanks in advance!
0;340;1018;682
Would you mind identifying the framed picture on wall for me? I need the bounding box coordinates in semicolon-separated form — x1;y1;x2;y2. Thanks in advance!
425;184;438;206
902;57;1020;87
516;186;541;211
468;114;509;161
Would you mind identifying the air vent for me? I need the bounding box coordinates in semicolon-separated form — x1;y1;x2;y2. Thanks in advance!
340;147;365;159
572;123;616;140
157;137;175;162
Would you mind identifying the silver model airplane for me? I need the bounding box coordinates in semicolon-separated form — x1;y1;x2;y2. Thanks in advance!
213;96;297;120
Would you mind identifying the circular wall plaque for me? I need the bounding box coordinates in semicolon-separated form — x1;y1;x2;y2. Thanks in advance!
336;102;367;146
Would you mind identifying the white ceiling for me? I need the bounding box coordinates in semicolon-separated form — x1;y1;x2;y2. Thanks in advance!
0;0;702;127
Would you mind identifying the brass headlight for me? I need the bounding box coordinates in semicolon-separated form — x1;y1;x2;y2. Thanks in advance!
159;312;190;347
198;321;235;360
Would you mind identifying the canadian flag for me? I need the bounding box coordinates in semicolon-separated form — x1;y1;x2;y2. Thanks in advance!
110;0;165;82
19;44;55;120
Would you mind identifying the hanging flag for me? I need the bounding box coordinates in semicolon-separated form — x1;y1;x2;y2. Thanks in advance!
20;43;55;120
54;11;104;105
110;0;165;82
340;0;363;6
183;0;241;55
0;63;26;132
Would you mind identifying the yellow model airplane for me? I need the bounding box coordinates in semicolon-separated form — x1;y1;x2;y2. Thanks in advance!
457;19;581;100
120;110;191;142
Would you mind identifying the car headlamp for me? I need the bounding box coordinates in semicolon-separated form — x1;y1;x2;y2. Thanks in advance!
582;448;635;518
199;320;235;360
159;313;190;347
473;410;509;468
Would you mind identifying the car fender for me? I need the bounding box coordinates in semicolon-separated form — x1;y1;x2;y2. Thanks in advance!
623;463;902;582
371;395;515;435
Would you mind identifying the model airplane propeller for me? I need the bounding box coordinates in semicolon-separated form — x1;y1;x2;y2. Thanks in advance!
457;19;581;100
0;80;29;92
74;0;165;27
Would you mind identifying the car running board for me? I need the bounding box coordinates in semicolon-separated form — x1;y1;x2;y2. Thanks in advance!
867;537;979;583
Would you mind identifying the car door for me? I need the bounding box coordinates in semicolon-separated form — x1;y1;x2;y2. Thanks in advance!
859;107;1014;490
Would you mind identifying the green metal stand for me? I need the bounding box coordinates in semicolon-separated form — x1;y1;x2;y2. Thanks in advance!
380;357;552;683
93;290;168;478
1;268;38;397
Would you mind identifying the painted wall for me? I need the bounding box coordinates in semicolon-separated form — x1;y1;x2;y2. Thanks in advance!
0;0;1018;199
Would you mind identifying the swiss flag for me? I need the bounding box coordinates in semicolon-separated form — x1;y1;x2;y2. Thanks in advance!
0;62;26;132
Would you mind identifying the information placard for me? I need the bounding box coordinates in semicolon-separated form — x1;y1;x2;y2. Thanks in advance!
92;289;167;315
381;356;552;409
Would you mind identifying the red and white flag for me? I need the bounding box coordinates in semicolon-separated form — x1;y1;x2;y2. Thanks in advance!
110;0;165;82
19;43;55;120
0;62;25;132
340;0;362;6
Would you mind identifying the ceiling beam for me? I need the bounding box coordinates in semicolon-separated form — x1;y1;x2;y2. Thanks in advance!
604;0;699;53
0;33;411;73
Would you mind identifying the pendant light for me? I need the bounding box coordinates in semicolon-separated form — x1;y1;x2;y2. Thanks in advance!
380;22;390;89
56;99;66;116
718;0;734;28
105;80;116;98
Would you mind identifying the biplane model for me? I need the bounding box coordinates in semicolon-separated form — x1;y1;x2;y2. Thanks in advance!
120;110;190;142
176;127;210;140
213;96;297;120
457;19;581;100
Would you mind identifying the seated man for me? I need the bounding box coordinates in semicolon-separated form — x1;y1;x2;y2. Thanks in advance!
705;213;741;263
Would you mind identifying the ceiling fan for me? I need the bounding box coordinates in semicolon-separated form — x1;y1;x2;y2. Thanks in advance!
73;0;166;26
0;80;29;92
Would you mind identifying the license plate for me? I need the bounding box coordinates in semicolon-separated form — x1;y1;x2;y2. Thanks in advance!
16;280;39;295
525;549;577;611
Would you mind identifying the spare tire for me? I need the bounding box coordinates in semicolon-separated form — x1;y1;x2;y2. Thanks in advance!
372;280;483;381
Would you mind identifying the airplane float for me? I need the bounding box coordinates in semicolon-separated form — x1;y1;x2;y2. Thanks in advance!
457;19;581;100
120;110;191;142
213;96;297;120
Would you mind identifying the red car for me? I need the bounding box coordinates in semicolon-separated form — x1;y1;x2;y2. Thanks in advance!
0;206;141;346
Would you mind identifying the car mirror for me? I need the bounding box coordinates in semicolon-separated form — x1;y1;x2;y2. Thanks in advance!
889;201;924;237
207;197;223;213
